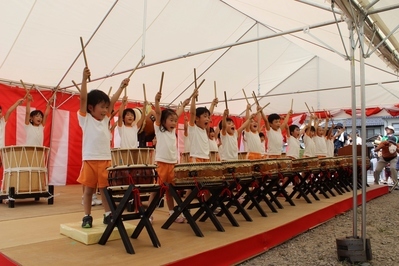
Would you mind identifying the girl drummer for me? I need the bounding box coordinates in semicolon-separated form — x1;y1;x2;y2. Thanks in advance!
148;91;190;223
24;93;53;146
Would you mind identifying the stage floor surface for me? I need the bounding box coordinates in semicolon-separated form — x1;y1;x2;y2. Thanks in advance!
0;182;388;266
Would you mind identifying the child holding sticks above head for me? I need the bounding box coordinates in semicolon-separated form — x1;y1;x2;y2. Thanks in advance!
188;89;218;162
219;108;253;161
78;67;129;228
260;109;292;158
302;115;316;158
148;91;190;224
314;116;329;158
285;124;301;160
243;103;264;160
117;95;146;149
24;93;54;146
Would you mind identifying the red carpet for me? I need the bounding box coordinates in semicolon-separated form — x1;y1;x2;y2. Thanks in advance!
165;186;388;266
0;252;19;266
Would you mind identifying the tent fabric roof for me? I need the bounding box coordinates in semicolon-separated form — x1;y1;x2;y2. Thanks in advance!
1;0;398;117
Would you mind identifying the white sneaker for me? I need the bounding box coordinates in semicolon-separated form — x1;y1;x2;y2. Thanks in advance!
92;195;102;205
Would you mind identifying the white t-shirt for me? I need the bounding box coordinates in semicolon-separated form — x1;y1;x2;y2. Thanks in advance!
220;131;238;161
208;138;218;152
0;117;5;148
154;123;177;164
244;130;262;154
25;124;44;146
314;135;327;157
303;135;316;157
286;136;300;159
118;124;139;149
326;138;334;157
266;128;283;156
188;124;209;159
78;111;111;160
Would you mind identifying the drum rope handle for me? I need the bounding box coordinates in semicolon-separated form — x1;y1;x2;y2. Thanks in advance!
220;187;232;198
127;173;134;185
160;183;168;198
131;187;142;213
7;196;15;201
193;177;209;202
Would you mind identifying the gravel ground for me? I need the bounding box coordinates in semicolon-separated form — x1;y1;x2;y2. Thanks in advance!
239;185;399;266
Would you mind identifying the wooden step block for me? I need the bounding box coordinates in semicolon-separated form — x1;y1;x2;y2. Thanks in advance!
60;219;136;245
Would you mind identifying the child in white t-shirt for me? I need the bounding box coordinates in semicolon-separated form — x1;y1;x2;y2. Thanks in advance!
0;98;24;148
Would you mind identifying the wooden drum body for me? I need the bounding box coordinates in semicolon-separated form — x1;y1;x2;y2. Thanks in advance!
173;162;225;184
275;158;292;173
1;146;50;194
107;165;157;186
251;159;278;175
111;148;155;167
292;157;319;172
318;158;336;171
221;160;252;179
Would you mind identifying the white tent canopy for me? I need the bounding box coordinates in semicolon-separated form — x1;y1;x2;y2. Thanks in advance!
1;0;398;116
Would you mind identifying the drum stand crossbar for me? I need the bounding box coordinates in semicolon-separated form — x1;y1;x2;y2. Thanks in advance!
99;184;163;254
162;182;229;237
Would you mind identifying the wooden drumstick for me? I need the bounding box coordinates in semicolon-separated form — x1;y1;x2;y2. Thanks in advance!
79;37;90;82
143;83;147;103
224;91;228;110
71;80;81;92
242;89;252;111
304;102;312;114
256;102;270;114
159;71;164;93
290;99;293;110
194;68;198;101
214;81;217;107
189;79;205;100
127;56;145;79
20;79;29;93
108;86;112;97
252;91;260;106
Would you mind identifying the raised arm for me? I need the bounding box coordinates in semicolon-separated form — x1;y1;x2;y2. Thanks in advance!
25;94;33;125
189;89;198;125
176;98;190;117
42;94;54;126
109;78;129;115
5;98;24;121
154;92;162;125
261;111;270;131
136;101;147;129
221;109;228;135
117;96;127;127
245;104;252;131
209;97;219;116
79;67;90;114
323;117;329;137
238;113;255;137
280;109;292;130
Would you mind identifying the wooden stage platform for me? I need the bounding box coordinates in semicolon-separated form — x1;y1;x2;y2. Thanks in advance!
0;183;388;266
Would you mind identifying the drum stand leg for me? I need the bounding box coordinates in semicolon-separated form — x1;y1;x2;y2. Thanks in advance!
8;187;15;208
162;183;204;237
48;185;54;205
247;176;279;213
289;171;319;203
235;177;268;217
272;173;295;207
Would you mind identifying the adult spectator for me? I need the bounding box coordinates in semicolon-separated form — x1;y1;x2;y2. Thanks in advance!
333;123;348;155
374;136;399;187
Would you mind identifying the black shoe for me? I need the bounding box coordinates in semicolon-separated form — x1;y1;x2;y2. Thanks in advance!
82;215;93;228
103;214;113;224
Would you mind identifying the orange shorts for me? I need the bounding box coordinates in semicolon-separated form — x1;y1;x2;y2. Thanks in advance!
77;160;111;189
247;152;262;160
189;157;210;163
156;161;175;185
317;155;326;158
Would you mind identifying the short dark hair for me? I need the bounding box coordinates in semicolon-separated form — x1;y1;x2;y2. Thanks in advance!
259;132;265;138
218;117;233;130
29;110;44;125
122;108;136;122
268;113;280;124
87;89;110;113
196;107;210;118
289;124;299;135
209;127;215;133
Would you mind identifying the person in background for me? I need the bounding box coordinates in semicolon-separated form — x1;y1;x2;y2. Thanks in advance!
259;132;266;158
333;123;348;155
374;135;399;187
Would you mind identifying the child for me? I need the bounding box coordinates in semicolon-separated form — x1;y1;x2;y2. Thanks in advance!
24;93;53;146
188;90;218;162
325;124;337;158
259;132;266;158
285;124;301;160
243;104;263;160
261;109;291;158
150;91;190;223
219;108;253;161
0;98;24;148
208;127;218;161
117;96;145;148
78;67;128;228
302;116;316;158
313;117;329;158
